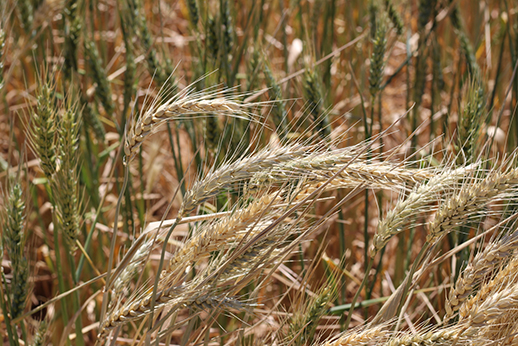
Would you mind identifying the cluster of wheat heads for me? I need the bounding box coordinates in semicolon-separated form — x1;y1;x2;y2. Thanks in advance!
5;74;518;344
5;0;518;344
88;76;518;344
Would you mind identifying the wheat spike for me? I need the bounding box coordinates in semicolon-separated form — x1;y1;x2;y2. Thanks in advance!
30;78;58;178
3;183;29;319
371;165;474;257
320;324;388;346
124;86;251;164
445;228;518;320
178;144;304;216
427;167;518;244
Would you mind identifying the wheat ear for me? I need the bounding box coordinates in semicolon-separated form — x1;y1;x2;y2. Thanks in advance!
385;327;474;346
458;256;518;323
54;103;81;253
124;86;252;164
445;229;518;319
3;183;29;320
30;78;58;178
461;283;518;329
167;194;277;276
31;321;47;346
0;24;5;92
178;144;304;216
251;158;434;193
427;167;518;244
320;324;388;346
100;211;294;338
370;165;474;257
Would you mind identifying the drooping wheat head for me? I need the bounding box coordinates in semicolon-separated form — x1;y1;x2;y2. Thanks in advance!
371;164;475;257
445;228;518;320
124;85;253;164
427;166;518;244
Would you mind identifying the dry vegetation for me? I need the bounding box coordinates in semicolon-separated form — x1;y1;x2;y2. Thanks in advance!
2;0;518;345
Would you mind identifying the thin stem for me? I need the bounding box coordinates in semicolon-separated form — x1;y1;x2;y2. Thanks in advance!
344;258;373;330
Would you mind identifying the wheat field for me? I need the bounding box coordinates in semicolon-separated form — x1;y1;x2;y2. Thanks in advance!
2;0;518;345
